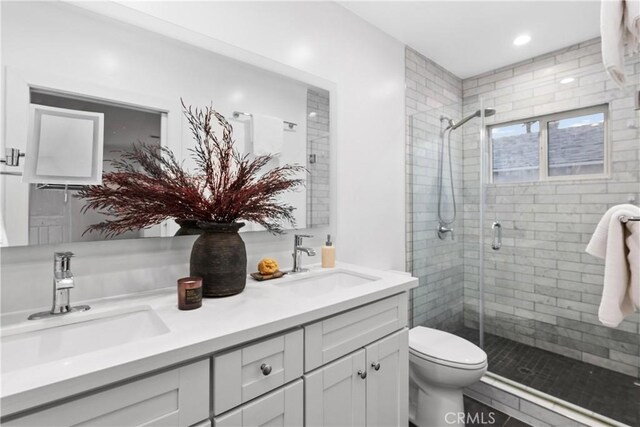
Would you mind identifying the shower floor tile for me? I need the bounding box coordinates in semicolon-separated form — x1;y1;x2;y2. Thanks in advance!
456;327;640;426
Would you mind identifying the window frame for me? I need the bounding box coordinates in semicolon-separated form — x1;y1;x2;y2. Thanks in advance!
488;104;609;184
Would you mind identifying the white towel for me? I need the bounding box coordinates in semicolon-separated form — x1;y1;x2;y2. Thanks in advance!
586;204;640;327
229;119;249;155
601;0;628;87
252;114;283;156
625;0;640;49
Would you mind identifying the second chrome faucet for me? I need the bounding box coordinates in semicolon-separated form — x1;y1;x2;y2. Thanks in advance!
291;234;316;273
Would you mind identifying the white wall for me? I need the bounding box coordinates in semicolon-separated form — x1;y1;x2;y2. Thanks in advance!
0;1;406;313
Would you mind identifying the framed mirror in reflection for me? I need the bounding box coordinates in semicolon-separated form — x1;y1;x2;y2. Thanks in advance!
0;1;331;247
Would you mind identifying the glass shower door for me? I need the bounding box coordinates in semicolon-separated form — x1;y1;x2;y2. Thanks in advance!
409;101;477;343
476;92;640;425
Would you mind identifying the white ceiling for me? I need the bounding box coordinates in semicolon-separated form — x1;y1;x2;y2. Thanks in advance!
340;1;601;79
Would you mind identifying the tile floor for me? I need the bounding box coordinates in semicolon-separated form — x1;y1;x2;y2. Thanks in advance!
457;327;640;426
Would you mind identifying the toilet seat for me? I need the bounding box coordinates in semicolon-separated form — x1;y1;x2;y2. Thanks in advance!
410;347;487;370
409;327;487;370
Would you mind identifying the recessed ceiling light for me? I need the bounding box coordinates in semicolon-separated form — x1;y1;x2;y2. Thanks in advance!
560;77;575;84
513;34;531;46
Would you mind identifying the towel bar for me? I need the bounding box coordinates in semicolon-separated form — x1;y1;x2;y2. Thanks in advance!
232;111;297;130
619;215;640;223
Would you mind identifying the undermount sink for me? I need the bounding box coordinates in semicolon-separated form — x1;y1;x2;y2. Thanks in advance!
1;306;169;373
280;270;378;296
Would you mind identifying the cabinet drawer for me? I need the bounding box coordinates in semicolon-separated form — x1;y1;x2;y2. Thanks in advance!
213;380;303;427
5;359;209;427
305;293;407;371
213;329;303;415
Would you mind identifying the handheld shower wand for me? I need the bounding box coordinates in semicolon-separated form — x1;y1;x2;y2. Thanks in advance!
437;108;496;240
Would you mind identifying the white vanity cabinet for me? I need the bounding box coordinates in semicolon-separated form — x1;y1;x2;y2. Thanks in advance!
211;293;408;427
304;293;409;427
4;359;210;427
2;287;413;427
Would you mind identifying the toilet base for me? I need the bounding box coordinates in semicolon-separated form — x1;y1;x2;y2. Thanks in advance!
409;379;465;427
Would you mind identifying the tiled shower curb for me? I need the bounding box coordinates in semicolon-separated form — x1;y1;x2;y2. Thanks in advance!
465;373;630;427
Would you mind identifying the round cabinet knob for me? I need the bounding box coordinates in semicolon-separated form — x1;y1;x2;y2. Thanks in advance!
357;370;367;379
371;362;381;371
260;363;272;376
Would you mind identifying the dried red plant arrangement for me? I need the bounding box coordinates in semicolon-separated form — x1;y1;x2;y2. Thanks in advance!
78;100;305;237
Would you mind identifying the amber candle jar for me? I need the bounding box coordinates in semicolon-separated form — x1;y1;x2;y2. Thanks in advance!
177;276;203;310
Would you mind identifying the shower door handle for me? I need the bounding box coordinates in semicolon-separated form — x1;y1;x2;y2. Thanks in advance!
491;221;502;250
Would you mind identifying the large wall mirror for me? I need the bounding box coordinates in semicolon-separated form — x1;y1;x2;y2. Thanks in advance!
0;1;331;247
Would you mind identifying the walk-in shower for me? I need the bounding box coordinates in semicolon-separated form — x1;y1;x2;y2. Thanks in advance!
409;39;640;426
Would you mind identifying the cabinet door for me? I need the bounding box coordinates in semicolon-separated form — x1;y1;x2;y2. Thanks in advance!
5;359;209;427
365;329;409;427
214;380;303;427
305;349;366;427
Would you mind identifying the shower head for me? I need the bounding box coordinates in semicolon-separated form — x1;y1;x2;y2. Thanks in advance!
448;108;496;130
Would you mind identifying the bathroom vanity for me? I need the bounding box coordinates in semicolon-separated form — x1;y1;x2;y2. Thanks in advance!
0;264;416;426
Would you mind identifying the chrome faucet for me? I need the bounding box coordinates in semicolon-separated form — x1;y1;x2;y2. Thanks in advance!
437;222;454;240
291;234;316;273
28;252;90;320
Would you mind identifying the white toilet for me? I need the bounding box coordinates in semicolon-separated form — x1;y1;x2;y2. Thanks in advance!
409;327;488;427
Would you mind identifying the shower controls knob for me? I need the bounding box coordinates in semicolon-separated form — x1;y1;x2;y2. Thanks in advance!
371;362;381;371
357;370;367;379
260;363;272;376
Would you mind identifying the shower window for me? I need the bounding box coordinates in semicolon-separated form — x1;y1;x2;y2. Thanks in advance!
490;121;540;183
547;109;606;177
490;104;608;183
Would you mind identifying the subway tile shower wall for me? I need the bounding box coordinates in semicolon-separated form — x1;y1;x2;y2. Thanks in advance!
461;38;640;376
406;46;465;332
407;39;640;376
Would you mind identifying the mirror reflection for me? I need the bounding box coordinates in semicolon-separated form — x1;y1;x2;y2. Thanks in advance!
28;92;163;244
0;1;331;247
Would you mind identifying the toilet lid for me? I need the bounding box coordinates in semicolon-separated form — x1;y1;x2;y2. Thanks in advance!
409;327;487;366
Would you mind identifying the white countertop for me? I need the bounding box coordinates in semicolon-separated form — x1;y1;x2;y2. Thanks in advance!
0;263;417;417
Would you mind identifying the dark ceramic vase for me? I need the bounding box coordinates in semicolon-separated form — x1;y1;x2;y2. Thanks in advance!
174;219;203;236
190;222;247;297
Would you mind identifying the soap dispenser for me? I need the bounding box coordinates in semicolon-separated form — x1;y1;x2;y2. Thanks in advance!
322;234;336;268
